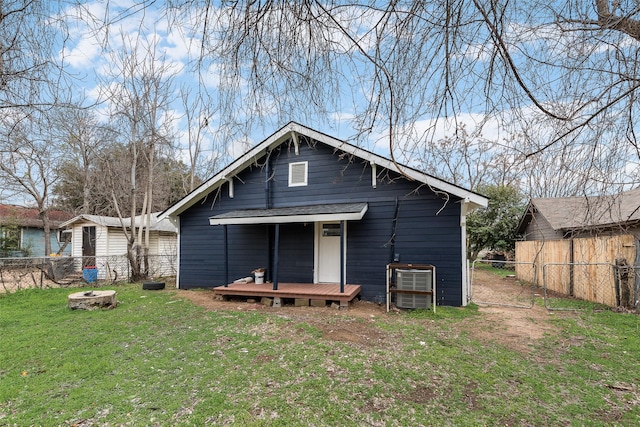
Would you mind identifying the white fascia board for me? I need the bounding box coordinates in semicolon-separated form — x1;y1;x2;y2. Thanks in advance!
59;216;83;229
460;199;469;306
175;216;181;289
160;127;296;220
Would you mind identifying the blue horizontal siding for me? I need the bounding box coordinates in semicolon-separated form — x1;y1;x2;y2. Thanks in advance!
277;223;314;282
178;138;464;305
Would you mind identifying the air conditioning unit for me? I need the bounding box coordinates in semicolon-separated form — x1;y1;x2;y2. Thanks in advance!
396;269;432;309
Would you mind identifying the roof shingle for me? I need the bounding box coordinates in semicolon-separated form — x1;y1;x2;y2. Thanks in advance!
524;188;640;232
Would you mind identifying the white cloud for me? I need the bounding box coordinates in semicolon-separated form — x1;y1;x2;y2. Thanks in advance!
226;136;254;160
61;33;103;68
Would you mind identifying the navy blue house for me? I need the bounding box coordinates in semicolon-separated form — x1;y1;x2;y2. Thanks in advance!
160;122;487;306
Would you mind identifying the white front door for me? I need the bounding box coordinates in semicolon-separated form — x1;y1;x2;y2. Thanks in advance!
316;222;344;283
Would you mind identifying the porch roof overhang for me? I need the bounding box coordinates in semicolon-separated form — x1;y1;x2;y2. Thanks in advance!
209;202;368;226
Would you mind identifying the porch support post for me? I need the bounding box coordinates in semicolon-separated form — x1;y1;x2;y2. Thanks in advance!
223;225;229;286
340;220;345;293
273;223;280;290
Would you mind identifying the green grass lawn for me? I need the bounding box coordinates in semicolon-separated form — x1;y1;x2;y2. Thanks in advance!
1;284;639;426
472;259;516;278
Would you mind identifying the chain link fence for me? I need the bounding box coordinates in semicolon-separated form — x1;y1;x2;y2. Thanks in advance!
515;236;640;311
627;265;640;310
471;258;639;312
470;259;537;308
0;254;176;293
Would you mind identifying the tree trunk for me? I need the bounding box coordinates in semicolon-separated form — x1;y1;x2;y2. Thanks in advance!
82;159;91;214
40;209;52;256
128;242;144;281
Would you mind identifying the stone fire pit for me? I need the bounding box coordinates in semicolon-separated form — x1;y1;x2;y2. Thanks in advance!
68;290;117;310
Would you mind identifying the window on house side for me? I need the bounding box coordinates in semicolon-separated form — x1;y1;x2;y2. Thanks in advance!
59;230;72;243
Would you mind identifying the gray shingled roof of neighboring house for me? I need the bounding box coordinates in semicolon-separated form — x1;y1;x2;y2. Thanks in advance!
518;187;640;233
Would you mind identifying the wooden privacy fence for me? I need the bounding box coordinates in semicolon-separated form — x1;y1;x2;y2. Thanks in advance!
515;235;638;307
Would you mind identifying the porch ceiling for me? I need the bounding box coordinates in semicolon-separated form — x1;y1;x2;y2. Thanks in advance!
209;202;368;225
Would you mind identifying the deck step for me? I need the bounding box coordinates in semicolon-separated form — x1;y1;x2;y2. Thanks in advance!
213;282;361;308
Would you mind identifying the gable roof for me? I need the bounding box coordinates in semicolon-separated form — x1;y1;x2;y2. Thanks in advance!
516;187;640;234
0;204;74;229
160;122;488;219
59;213;177;233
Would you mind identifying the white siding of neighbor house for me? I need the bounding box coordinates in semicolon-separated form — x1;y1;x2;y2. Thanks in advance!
70;223;83;258
106;228;129;256
69;221;110;258
106;231;177;257
67;221;177;279
69;222;178;258
148;232;159;254
157;232;177;256
145;232;178;277
70;224;81;258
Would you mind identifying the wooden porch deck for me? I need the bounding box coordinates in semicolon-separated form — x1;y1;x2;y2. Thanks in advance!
213;282;361;304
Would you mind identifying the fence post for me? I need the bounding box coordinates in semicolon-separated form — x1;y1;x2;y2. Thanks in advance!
542;263;547;306
635;238;640;309
635;268;640;310
569;239;574;296
613;263;621;307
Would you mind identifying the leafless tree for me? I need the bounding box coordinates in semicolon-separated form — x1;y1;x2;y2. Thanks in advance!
0;0;69;111
159;1;640;189
0;113;61;256
0;1;75;256
98;32;178;280
54;126;193;217
52;105;110;214
70;0;640;198
510;108;634;198
417;123;518;191
180;86;222;191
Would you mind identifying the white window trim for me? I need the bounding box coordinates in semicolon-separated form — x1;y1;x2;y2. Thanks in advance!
288;161;308;187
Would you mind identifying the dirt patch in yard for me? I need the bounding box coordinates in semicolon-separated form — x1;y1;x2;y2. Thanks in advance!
176;280;561;356
465;268;562;353
313;317;388;347
175;289;389;347
459;304;558;353
175;289;383;319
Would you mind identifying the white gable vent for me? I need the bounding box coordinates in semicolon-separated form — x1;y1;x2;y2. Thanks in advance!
289;161;308;187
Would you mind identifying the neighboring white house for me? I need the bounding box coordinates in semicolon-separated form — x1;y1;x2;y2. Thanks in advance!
59;213;177;280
